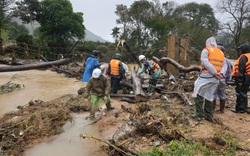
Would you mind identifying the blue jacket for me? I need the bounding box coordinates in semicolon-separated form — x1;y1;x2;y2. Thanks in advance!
82;56;101;82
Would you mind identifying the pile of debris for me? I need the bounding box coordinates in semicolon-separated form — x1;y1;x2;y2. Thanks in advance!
0;95;88;156
0;76;24;94
81;85;250;156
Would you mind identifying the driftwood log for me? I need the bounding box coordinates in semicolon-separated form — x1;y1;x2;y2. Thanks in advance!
120;80;133;89
0;58;71;72
160;57;200;73
131;71;148;102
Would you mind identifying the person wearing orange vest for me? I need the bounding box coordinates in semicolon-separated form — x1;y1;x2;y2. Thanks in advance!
137;55;161;95
192;37;225;122
108;53;125;94
231;44;250;113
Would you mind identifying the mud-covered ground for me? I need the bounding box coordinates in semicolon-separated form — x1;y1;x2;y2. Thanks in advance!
0;62;250;156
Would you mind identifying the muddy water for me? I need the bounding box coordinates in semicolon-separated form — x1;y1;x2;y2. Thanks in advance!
0;69;83;115
0;68;107;156
25;113;107;156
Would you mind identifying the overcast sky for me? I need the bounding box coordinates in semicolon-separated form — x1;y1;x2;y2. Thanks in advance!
70;0;218;42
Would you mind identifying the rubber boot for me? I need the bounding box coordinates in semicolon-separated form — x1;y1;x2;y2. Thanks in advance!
212;100;216;111
105;99;115;110
219;99;226;113
192;95;204;120
204;99;213;122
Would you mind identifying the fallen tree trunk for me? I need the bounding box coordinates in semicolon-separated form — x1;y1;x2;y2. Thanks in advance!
160;57;200;73
120;80;133;89
0;58;71;72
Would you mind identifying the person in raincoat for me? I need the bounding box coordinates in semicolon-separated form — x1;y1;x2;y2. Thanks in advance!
83;68;114;120
82;50;101;82
137;55;161;95
231;44;250;113
192;37;226;121
212;44;233;113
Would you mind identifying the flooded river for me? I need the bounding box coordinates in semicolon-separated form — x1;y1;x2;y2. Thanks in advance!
0;68;107;156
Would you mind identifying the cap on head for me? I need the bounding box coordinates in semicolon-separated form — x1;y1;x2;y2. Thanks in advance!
92;68;102;78
138;55;146;61
114;53;122;60
238;44;250;53
92;50;99;56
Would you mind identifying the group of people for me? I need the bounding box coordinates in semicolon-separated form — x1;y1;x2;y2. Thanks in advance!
81;50;162;119
81;37;250;121
192;36;250;122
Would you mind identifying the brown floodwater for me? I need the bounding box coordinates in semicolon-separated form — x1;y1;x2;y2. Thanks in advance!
0;68;108;156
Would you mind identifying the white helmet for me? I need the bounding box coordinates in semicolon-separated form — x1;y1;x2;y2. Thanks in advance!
138;55;146;61
92;68;102;78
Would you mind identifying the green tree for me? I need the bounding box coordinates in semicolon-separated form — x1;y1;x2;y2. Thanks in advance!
242;25;250;43
128;0;155;49
173;2;219;33
114;4;130;41
0;0;15;54
16;0;86;58
114;0;219;60
38;0;85;49
16;33;33;58
172;2;219;51
111;26;120;43
6;21;29;41
114;0;174;54
15;0;40;25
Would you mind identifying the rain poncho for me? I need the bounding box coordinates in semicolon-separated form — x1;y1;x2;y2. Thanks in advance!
213;58;232;100
192;37;226;101
121;62;130;76
82;56;101;82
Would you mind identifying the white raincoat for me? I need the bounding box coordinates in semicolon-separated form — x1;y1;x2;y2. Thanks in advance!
192;37;225;101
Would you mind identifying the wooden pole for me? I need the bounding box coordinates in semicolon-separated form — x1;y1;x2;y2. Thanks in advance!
167;33;179;76
180;35;190;67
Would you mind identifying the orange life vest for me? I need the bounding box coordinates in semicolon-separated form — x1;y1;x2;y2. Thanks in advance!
232;53;250;76
150;60;160;73
201;47;224;73
110;59;121;76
